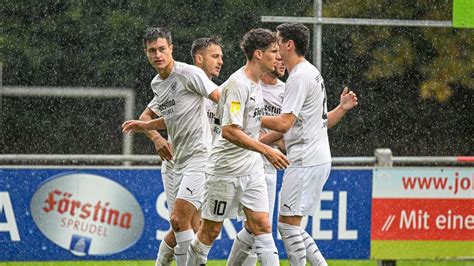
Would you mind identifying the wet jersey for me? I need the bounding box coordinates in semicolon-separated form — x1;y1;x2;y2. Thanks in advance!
206;68;264;176
148;61;217;172
206;99;218;127
281;60;331;167
261;79;285;174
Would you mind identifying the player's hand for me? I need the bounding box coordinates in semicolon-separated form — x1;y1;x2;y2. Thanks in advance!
264;146;289;170
122;120;148;134
152;136;173;161
340;87;358;111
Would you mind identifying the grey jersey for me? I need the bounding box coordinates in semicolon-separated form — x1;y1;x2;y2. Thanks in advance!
281;60;331;167
261;79;285;174
206;68;264;176
148;61;217;172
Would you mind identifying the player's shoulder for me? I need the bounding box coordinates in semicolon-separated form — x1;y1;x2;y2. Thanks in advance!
221;68;250;92
150;73;163;86
289;61;320;82
276;79;286;90
175;61;205;76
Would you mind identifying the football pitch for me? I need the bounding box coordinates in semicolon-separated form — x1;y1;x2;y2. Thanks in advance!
0;260;473;266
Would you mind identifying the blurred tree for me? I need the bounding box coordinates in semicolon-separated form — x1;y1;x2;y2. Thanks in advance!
0;0;311;154
1;0;471;156
324;0;473;103
321;0;473;156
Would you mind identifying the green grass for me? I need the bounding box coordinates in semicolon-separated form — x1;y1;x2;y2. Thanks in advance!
371;240;474;259
1;260;473;266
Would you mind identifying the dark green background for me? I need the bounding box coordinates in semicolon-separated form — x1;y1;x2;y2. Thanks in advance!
1;1;472;156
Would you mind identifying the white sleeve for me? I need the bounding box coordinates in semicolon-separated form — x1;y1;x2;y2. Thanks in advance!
221;82;247;128
147;92;161;116
186;66;218;98
281;77;308;117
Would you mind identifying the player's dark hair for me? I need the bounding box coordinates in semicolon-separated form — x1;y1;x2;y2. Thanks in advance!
240;28;277;60
143;27;172;48
190;36;222;62
276;23;309;56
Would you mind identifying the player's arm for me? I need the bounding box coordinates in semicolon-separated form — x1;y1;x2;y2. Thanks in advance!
122;108;173;161
261;113;296;133
262;77;304;133
188;66;220;103
208;88;221;103
274;138;286;153
222;125;289;169
122;116;167;132
327;87;358;129
259;130;286;153
259;130;283;145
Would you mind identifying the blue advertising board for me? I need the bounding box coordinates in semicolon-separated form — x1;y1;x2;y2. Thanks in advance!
0;167;371;261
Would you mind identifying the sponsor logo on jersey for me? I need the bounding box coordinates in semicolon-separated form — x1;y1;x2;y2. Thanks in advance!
30;173;144;256
158;99;176;112
264;104;281;116
252;107;265;118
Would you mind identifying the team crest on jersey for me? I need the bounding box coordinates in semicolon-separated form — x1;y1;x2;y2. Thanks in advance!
278;93;284;103
169;82;177;92
315;74;322;83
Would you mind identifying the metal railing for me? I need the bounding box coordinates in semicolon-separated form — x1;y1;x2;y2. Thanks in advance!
0;152;472;166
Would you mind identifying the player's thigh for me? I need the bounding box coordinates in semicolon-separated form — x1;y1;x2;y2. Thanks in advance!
176;171;206;210
265;171;277;221
279;167;305;216
300;163;331;215
162;171;177;214
241;172;269;214
201;174;242;222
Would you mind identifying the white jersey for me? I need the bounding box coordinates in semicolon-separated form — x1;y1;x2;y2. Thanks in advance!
206;68;264;176
281;60;331;167
261;79;285;174
205;99;218;127
147;61;217;172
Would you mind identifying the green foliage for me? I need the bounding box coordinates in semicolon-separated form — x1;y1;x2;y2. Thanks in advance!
324;0;473;102
1;0;472;156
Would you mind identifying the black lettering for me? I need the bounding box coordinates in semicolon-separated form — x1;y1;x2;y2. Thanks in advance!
213;200;227;216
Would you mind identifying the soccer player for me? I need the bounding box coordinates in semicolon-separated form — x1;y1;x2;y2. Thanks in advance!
154;36;224;266
122;27;220;266
259;58;287;223
186;28;288;266
240;57;287;266
191;36;224;125
191;36;223;81
261;23;358;266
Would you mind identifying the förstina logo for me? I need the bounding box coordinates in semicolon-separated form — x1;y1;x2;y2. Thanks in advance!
30;173;144;256
42;189;132;229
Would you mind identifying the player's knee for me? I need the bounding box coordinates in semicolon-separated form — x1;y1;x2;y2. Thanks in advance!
170;214;187;231
164;230;176;246
191;218;201;233
204;224;221;242
249;218;272;235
